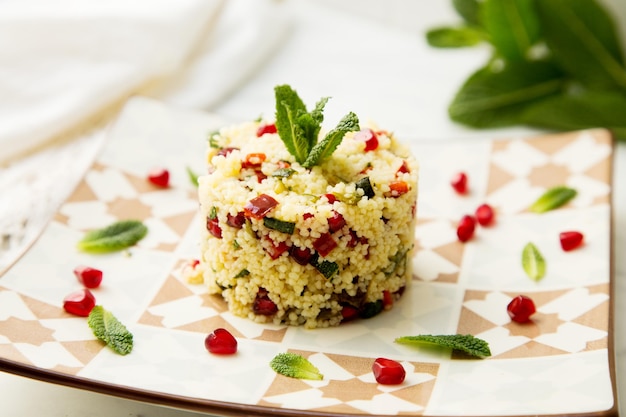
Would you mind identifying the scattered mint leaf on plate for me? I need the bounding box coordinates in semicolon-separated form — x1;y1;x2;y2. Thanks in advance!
77;220;147;253
88;305;133;355
270;352;323;380
395;334;491;358
529;185;577;213
522;242;546;281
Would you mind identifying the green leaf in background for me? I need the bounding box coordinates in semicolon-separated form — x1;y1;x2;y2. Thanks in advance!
529;185;577;213
395;334;491;358
522;242;546;281
428;0;626;141
452;0;482;26
535;0;626;89
426;26;485;48
520;89;626;137
77;220;148;253
449;60;565;128
482;0;540;61
88;306;133;355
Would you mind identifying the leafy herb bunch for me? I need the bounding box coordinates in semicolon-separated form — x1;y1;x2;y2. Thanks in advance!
427;0;626;140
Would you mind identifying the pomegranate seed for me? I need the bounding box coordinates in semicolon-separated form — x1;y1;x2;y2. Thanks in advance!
226;212;246;229
73;265;103;289
354;128;379;151
559;231;584;251
341;305;359;321
217;147;239;157
256;123;277;137
205;328;237;354
242;153;266;168
323;193;338;204
456;215;476;242
372;358;406;385
147;167;170;188
507;295;536;323
253;288;278;315
451;172;468;194
313;232;338;257
382;290;393;310
290;246;312;265
397;160;410;174
264;237;289;260
328;211;346;233
206;217;222;239
63;289;96;317
475;203;495;226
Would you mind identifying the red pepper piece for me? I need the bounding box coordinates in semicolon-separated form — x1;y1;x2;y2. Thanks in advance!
244;194;278;219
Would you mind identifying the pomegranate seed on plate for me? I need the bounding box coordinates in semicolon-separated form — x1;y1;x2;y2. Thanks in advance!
205;328;238;354
147;167;170;188
372;357;406;385
63;289;96;317
559;231;584;251
73;265;103;289
507;295;536;323
450;172;468;194
456;215;476;242
475;203;495;226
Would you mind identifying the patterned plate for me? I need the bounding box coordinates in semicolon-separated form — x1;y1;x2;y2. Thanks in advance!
0;97;616;416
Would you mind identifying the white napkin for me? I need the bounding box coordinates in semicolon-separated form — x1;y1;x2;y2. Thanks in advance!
0;0;290;164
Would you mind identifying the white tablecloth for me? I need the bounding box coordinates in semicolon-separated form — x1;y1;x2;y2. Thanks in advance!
1;0;624;415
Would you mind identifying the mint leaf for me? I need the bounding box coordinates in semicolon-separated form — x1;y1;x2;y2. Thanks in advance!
426;26;485;48
482;0;540;61
274;85;360;167
77;220;147;253
522;242;546;281
520;90;626;137
449;60;565;128
535;0;626;89
88;306;133;355
303;112;359;168
452;0;481;26
275;85;311;164
186;166;199;187
529;185;577;213
395;334;491;358
270;352;323;380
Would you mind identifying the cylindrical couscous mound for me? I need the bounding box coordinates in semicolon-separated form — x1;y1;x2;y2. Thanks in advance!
197;119;418;329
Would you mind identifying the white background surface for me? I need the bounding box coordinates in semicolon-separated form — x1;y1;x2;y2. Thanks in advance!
1;0;625;415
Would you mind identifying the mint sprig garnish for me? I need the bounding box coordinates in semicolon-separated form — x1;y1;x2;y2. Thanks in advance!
274;85;359;167
87;305;133;355
395;334;491;358
77;220;148;253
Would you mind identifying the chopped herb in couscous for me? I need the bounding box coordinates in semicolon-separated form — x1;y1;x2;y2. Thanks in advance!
196;85;418;328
